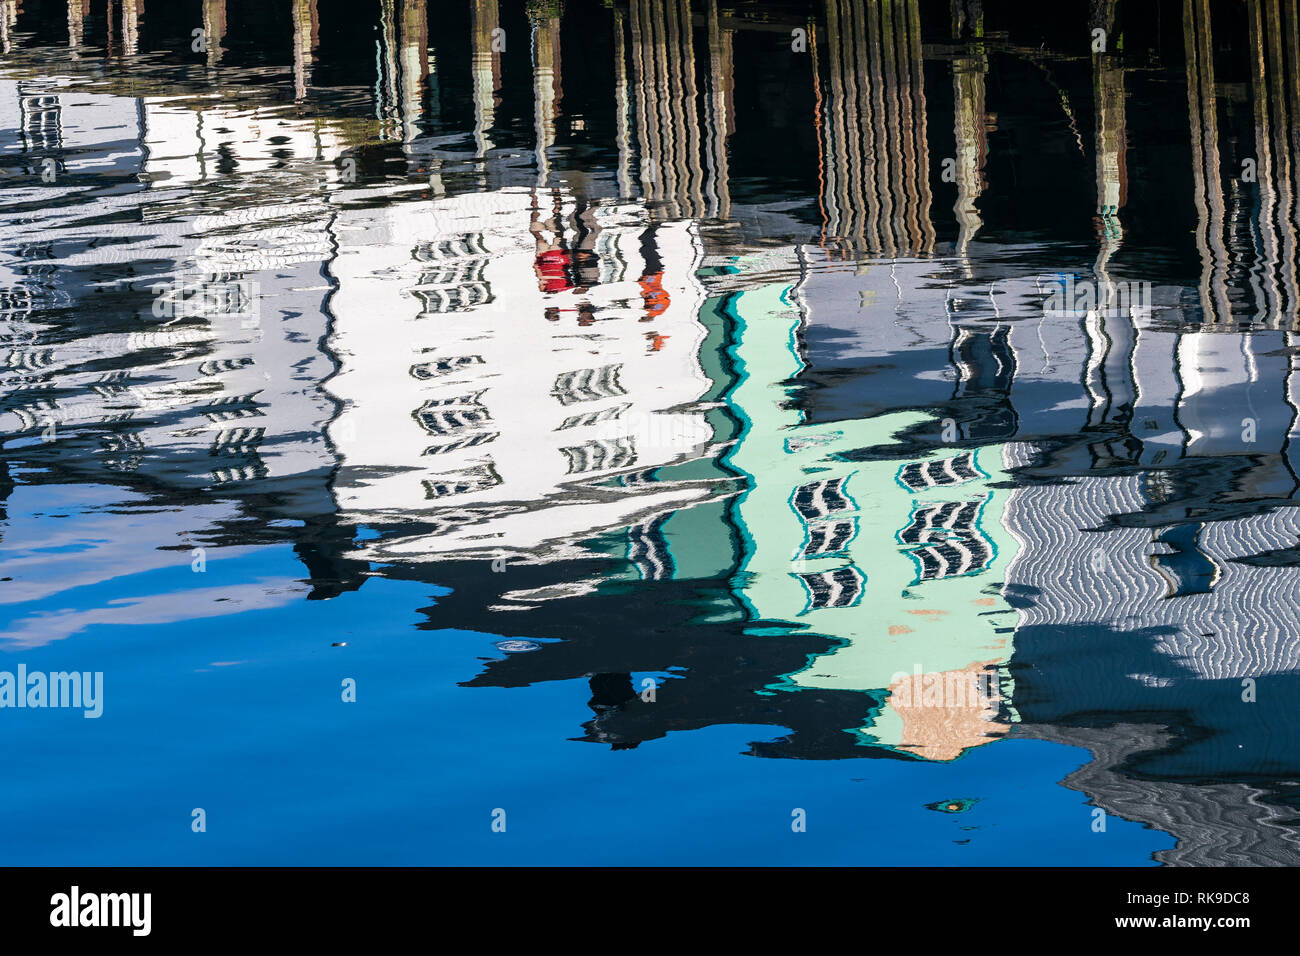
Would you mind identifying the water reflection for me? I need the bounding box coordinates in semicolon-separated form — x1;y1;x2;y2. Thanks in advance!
816;0;935;255
1;0;1299;865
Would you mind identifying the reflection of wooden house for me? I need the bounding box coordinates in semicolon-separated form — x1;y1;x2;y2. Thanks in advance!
718;266;1021;761
789;241;1300;682
709;240;1300;764
327;187;719;562
1003;465;1300;683
0;79;342;503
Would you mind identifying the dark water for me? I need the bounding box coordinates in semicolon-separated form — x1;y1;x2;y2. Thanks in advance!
0;0;1298;865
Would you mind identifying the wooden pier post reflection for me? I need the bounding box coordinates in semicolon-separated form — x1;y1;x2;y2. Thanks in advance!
397;0;426;142
1184;0;1232;324
292;0;319;102
377;0;400;139
1087;0;1135;441
202;0;226;68
950;3;987;262
1176;0;1300;329
471;0;501;158
612;6;634;198
531;9;562;186
0;2;15;62
121;0;141;57
1092;0;1126;260
628;0;705;218
816;0;934;258
704;0;733;219
67;0;85;54
1246;0;1300;326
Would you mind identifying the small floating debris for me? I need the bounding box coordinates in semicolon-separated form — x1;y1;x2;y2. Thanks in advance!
332;642;347;647
926;798;977;814
495;640;540;653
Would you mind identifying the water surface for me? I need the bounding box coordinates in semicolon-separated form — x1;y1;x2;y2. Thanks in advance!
0;0;1298;865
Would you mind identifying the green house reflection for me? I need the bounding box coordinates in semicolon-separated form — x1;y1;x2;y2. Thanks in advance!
598;260;1022;762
